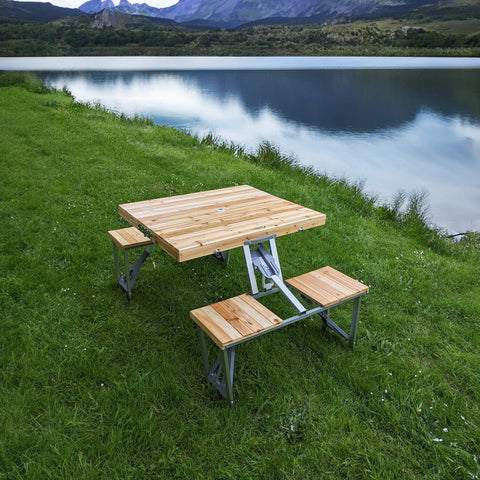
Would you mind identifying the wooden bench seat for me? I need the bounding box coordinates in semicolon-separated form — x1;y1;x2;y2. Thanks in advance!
191;266;368;405
108;227;153;250
286;266;369;308
191;293;283;350
108;227;154;300
286;266;368;348
191;294;283;405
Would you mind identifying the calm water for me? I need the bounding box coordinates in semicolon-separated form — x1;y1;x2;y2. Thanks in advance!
2;56;480;233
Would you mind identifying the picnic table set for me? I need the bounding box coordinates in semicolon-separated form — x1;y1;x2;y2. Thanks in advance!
108;185;368;406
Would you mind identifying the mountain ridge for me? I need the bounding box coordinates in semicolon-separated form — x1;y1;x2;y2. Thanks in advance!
1;0;478;30
0;0;84;21
78;0;442;28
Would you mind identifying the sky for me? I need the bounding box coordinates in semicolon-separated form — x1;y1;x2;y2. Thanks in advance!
14;0;179;8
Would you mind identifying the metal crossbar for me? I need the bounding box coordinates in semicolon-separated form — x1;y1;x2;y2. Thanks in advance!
194;235;368;405
198;293;364;405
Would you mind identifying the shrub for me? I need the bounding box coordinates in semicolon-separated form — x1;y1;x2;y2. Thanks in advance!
0;71;50;93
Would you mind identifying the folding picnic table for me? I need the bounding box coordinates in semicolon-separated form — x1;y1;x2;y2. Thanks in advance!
117;185;369;404
118;184;326;295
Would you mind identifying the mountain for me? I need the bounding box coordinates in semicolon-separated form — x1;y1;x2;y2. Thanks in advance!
79;0;163;17
90;7;178;27
0;0;84;21
78;0;444;27
79;0;114;14
156;0;451;27
156;0;356;26
3;0;475;28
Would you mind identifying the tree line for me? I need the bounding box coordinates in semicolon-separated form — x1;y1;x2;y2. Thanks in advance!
1;17;479;56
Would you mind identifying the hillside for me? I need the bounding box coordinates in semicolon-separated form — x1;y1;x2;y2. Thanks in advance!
79;0;480;28
0;0;84;22
0;0;479;55
1;8;479;57
2;0;480;29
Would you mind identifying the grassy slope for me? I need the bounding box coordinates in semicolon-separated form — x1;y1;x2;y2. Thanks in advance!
327;16;480;36
0;76;479;479
1;1;480;57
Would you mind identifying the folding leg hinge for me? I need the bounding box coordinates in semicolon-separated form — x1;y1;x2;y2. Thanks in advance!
112;242;154;300
200;330;235;406
243;236;306;314
212;249;231;266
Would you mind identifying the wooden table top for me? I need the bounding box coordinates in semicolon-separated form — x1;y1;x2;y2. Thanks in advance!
119;185;326;262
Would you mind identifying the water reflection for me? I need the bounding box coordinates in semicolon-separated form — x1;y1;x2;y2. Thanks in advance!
39;69;480;233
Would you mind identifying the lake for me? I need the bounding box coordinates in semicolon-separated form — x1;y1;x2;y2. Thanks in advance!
2;56;479;234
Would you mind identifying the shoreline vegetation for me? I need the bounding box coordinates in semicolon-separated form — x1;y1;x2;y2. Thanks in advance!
1;13;480;57
1;72;479;478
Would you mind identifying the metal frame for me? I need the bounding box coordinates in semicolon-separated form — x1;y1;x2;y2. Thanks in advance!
196;234;367;405
212;249;231;266
199;292;365;405
242;235;363;347
243;235;307;314
317;297;362;348
111;241;154;300
200;330;235;406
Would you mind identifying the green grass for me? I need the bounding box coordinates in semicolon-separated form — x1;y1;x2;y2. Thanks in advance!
1;72;479;479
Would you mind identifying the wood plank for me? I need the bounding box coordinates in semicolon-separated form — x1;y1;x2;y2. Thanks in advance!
298;271;348;304
120;185;306;231
149;231;180;261
191;294;283;348
309;267;367;299
173;214;325;252
119;185;326;262
236;294;283;327
228;296;272;330
286;276;339;306
286;267;368;307
211;301;260;336
309;269;354;298
108;227;152;249
120;185;266;218
190;305;243;348
170;208;325;249
123;185;253;210
174;217;326;262
130;192;270;222
128;228;150;244
145;198;293;237
322;266;369;294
